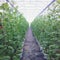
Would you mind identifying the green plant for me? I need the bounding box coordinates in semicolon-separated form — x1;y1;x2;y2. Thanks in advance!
0;3;28;60
31;2;60;60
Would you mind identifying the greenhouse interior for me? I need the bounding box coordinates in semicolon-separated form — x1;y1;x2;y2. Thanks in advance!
0;0;60;60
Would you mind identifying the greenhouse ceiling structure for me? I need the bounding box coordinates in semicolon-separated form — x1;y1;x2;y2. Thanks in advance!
0;0;54;24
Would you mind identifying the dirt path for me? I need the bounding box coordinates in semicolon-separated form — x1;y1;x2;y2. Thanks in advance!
20;27;47;60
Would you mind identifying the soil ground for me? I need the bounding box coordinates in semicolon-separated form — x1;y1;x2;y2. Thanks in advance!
20;27;47;60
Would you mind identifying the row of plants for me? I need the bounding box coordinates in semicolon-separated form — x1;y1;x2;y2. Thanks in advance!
0;3;28;60
31;1;60;60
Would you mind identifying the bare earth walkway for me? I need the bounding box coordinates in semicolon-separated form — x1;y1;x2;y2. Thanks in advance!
20;27;47;60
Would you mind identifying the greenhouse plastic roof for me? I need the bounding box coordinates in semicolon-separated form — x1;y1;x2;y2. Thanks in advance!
0;0;53;24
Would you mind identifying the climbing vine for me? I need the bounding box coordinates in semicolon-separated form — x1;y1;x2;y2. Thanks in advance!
0;3;28;60
31;1;60;60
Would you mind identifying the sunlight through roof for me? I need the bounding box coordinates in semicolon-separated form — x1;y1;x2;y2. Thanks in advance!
14;0;52;24
0;0;53;24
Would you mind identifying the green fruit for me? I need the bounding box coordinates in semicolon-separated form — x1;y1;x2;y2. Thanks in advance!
56;0;60;4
